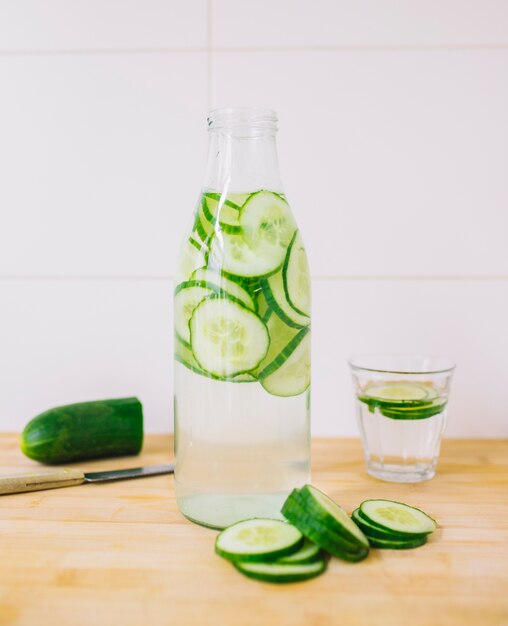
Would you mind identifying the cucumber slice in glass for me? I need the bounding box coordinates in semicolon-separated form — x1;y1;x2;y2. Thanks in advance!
191;268;255;311
190;296;269;378
379;397;447;420
360;382;437;406
283;231;311;317
174;282;214;344
359;500;437;535
260;328;310;397
215;518;304;562
234;558;326;583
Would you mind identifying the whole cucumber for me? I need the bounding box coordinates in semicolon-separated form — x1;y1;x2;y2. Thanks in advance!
21;397;143;464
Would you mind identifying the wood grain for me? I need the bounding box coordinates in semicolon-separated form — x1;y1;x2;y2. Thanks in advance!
0;434;506;626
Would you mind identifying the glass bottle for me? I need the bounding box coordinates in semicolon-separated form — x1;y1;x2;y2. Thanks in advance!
174;107;311;528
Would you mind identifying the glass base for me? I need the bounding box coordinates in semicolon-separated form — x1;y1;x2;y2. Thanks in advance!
177;492;288;529
366;461;436;483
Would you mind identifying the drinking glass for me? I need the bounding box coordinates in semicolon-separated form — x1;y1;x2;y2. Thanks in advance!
349;354;455;483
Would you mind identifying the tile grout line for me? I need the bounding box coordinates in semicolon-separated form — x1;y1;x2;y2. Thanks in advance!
0;44;507;57
0;275;507;283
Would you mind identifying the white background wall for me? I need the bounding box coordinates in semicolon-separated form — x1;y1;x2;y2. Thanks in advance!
0;1;507;437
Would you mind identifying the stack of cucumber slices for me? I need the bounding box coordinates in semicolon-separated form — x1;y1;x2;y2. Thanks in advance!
352;500;437;549
215;486;437;584
358;381;447;420
175;190;311;397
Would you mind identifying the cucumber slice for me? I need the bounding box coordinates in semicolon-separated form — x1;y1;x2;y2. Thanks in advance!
177;237;208;281
260;328;310;397
359;500;437;535
359;382;437;407
366;535;428;550
234;559;326;584
379;397;447;420
281;492;369;562
351;508;427;541
228;192;251;207
203;192;242;234
215;518;304;562
277;539;323;564
174;282;213;344
253;313;299;376
209;232;284;279
211;191;296;278
256;290;272;323
297;485;369;550
263;270;310;328
283;231;311;317
191;268;255;311
175;337;257;383
190;296;269;377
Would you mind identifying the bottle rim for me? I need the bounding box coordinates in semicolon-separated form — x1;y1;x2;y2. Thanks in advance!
208;107;278;131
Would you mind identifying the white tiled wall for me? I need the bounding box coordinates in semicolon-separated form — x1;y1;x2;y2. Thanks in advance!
1;1;507;437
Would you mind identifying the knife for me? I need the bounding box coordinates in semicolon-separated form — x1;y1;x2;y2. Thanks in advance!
0;464;174;495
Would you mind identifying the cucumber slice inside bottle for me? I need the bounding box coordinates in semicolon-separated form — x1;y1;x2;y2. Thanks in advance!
215;518;304;562
174;282;214;344
260;328;310;397
359;500;437;535
177;238;208;281
191;268;255;311
210;191;296;278
253;313;300;377
234;558;326;583
202;192;243;234
189;296;269;378
263;270;310;328
283;231;311;317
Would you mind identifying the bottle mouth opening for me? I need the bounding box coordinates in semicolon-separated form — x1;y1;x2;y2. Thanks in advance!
208;107;278;132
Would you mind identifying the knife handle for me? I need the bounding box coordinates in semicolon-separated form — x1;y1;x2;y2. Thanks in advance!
0;469;85;495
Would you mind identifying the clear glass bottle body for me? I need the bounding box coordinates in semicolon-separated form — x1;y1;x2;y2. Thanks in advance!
174;108;311;528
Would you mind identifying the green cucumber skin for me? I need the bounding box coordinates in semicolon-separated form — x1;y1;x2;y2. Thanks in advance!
21;398;143;464
297;485;369;549
358;500;437;535
282;495;369;562
351;509;428;541
282;230;310;319
233;559;326;583
261;279;309;329
367;535;428;550
258;327;309;382
284;492;367;556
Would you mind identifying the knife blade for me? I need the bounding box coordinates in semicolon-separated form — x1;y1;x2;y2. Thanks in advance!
0;464;174;495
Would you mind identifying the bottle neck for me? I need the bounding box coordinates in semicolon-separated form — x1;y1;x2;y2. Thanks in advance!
203;129;283;194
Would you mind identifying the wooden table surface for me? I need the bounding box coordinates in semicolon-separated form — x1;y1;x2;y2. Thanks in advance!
0;434;507;626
